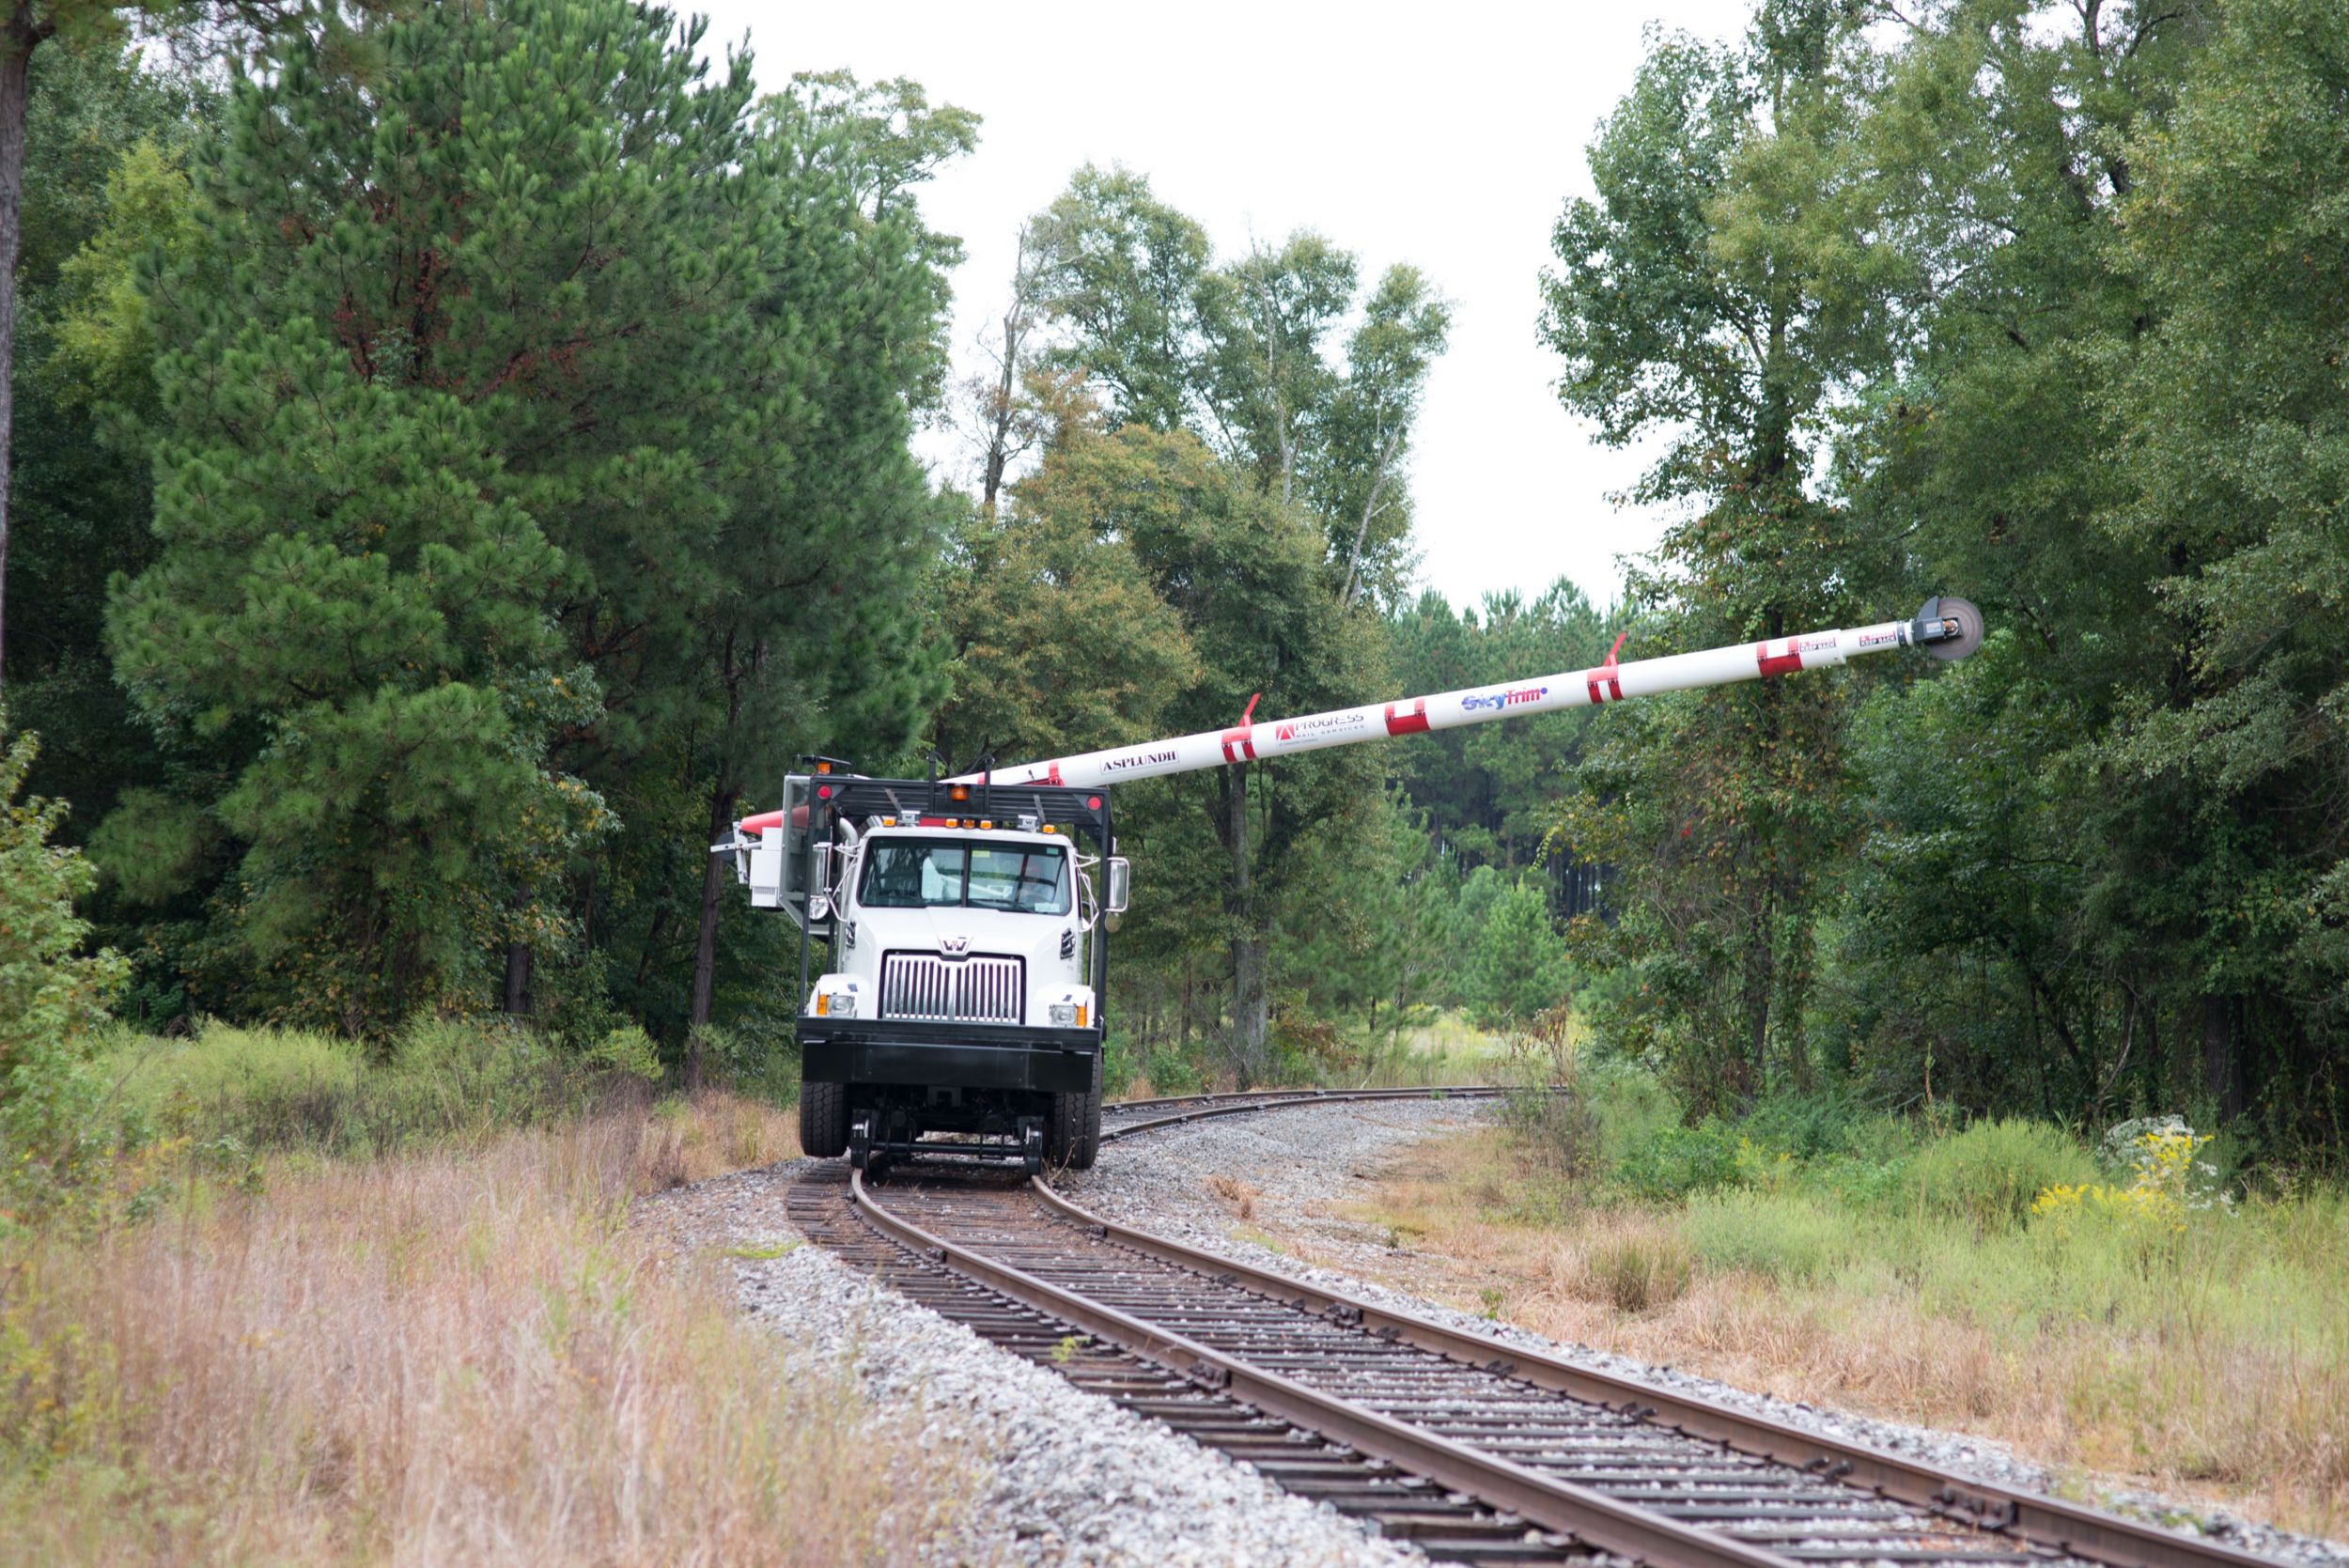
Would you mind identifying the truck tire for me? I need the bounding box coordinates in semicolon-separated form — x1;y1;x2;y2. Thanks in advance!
1044;1091;1080;1166
1069;1050;1104;1171
800;1080;848;1158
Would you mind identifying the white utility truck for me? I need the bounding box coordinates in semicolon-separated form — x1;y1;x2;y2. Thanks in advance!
714;597;1983;1172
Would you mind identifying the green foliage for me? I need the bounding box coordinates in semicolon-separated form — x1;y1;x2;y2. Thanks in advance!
588;1026;663;1082
1541;9;1880;1112
97;1017;616;1157
1683;1189;1851;1282
101;1017;360;1118
1522;0;2349;1155
1032;163;1450;605
933;391;1204;770
2092;0;2349;1135
1283;788;1460;1045
8;41;209;850
0;721;132;1227
1467;876;1571;1029
74;4;957;1042
1612;1121;1748;1203
1906;1118;2099;1233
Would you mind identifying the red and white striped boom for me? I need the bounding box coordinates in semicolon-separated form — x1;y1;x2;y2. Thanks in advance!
947;598;1983;792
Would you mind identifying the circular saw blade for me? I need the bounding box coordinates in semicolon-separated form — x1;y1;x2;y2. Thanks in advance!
1926;596;1984;660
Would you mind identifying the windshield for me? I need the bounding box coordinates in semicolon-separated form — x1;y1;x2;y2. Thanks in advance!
857;838;1072;915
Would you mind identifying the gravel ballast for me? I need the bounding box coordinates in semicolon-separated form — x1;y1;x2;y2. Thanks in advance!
1062;1097;2349;1568
637;1155;1422;1567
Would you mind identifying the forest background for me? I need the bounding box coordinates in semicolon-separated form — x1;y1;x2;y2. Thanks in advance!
8;0;2349;1206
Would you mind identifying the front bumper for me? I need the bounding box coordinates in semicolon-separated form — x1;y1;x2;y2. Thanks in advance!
799;1017;1102;1094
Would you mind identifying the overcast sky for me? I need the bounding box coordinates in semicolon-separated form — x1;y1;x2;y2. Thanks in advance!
696;1;1756;614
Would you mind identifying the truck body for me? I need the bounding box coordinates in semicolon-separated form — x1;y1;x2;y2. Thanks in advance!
719;770;1129;1169
715;597;1983;1172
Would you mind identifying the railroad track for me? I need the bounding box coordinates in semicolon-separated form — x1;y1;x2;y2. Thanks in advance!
1098;1083;1518;1143
790;1087;2279;1568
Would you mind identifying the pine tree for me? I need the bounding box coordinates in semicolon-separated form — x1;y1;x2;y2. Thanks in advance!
103;6;961;1039
102;2;737;1031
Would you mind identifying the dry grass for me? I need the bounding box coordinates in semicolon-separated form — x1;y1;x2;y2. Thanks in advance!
1571;1220;1695;1313
1333;1131;2349;1539
0;1091;964;1565
633;1087;801;1191
1205;1172;1262;1220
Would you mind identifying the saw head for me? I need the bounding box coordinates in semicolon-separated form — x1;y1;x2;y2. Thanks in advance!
1914;596;1984;661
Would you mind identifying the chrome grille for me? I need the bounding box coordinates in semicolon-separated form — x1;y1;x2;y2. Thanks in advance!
879;952;1024;1025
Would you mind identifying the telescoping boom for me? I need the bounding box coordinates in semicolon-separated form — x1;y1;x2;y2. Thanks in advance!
949;596;1983;792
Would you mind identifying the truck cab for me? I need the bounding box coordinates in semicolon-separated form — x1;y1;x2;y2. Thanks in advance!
716;771;1128;1170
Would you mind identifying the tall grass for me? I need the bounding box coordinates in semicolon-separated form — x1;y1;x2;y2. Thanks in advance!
1905;1117;2097;1230
93;1018;638;1160
0;1095;957;1564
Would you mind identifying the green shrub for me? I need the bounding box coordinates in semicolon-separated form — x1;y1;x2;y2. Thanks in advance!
1685;1190;1853;1282
106;1021;364;1119
1612;1119;1746;1203
95;1017;609;1157
1579;1059;1682;1169
0;722;132;1228
590;1025;663;1080
1141;1047;1207;1096
1738;1090;1911;1164
684;1022;799;1104
1799;1148;1910;1207
1906;1116;2096;1231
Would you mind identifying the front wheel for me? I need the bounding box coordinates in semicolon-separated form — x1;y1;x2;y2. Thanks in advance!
1049;1052;1105;1171
800;1080;848;1158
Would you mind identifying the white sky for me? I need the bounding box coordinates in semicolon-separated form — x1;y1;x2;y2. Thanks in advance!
697;1;1756;613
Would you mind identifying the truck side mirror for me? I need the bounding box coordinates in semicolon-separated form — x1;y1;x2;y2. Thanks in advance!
1105;857;1131;915
808;841;835;922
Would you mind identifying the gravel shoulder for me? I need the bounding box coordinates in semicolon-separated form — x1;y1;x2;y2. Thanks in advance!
1059;1098;2349;1568
633;1155;1421;1567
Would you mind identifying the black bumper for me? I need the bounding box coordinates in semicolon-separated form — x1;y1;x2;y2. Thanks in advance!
799;1017;1102;1094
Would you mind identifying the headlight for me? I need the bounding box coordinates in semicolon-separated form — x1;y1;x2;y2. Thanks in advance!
816;990;858;1018
1049;1001;1077;1027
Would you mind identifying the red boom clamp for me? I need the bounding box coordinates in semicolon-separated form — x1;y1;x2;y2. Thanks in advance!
1586;630;1629;706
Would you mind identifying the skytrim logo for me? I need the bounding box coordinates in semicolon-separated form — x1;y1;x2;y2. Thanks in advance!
1459;685;1550;713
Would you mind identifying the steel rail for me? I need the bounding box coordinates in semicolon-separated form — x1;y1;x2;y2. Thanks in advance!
848;1166;1800;1568
1053;1106;2279;1568
1099;1084;1522;1141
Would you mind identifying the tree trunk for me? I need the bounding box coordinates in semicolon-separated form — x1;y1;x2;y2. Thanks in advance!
1734;896;1772;1110
2201;994;2242;1122
981;343;1016;513
1773;873;1813;1093
1231;935;1269;1084
1221;771;1268;1082
502;941;533;1016
689;780;740;1052
0;12;41;689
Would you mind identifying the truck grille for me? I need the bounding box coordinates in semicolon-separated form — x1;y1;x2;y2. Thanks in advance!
879;953;1024;1025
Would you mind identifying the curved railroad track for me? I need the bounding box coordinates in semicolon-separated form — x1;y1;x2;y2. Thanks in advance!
789;1087;2281;1568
